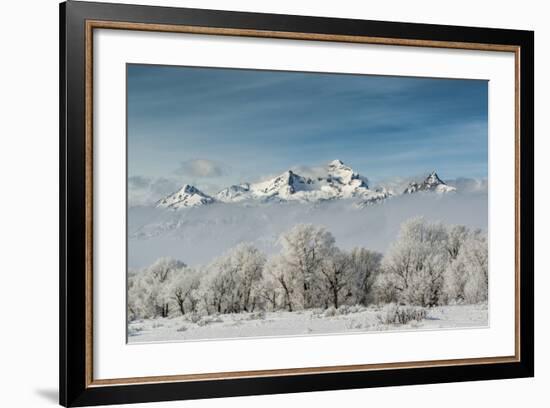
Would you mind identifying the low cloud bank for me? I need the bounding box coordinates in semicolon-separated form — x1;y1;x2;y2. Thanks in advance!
128;192;487;269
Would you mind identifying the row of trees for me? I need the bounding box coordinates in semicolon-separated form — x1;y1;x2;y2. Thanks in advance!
128;217;488;321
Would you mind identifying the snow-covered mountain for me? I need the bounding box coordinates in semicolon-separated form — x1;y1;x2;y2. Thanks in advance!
403;171;457;194
156;184;214;209
216;159;385;204
215;183;252;203
156;162;455;209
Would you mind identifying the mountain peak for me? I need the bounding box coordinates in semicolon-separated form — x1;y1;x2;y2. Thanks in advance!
328;159;345;168
249;170;315;199
156;184;214;209
327;159;367;188
426;171;443;185
403;171;456;194
179;184;199;194
216;183;250;203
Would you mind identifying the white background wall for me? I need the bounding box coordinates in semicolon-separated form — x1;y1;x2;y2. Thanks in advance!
0;0;545;407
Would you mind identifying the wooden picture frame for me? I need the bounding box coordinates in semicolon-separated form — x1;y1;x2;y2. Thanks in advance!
60;1;534;406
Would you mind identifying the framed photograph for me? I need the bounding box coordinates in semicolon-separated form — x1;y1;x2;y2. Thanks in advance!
60;1;534;406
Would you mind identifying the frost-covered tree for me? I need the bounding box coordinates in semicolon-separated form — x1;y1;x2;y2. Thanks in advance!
380;217;449;307
201;266;231;314
128;257;186;319
445;225;469;260
463;232;488;303
442;254;467;303
257;265;281;311
264;254;297;312
444;230;488;303
373;272;399;304
231;243;266;311
440;224;470;304
167;267;201;315
348;247;383;305
127;275;141;321
278;224;336;309
318;249;352;309
148;257;186;284
201;243;266;314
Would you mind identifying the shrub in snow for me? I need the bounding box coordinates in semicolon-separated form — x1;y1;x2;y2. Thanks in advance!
337;305;351;315
324;304;362;316
346;304;366;314
184;312;203;324
127;326;143;337
317;305;357;318
323;306;338;317
247;311;266;320
197;316;223;327
376;303;427;325
309;308;325;319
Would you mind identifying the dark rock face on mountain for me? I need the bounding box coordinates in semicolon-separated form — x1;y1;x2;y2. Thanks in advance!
403;171;456;195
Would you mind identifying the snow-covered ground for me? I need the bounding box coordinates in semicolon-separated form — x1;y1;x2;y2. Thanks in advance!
127;303;488;343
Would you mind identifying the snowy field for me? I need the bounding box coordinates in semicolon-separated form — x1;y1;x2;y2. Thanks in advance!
127;303;488;343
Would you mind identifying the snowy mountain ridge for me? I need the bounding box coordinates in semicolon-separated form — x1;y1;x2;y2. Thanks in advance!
156;184;215;209
403;171;457;194
156;161;455;209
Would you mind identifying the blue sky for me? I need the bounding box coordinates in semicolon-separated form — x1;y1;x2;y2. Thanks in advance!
127;64;487;201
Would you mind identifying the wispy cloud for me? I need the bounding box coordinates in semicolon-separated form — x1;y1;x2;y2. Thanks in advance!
128;175;150;189
447;177;488;193
128;176;180;207
175;159;225;178
289;164;329;180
